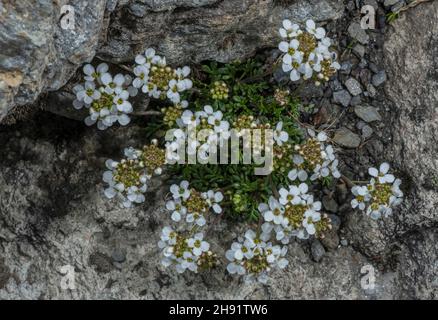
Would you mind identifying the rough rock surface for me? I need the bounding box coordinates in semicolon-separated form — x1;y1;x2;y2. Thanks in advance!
0;115;395;299
0;0;344;121
384;1;438;230
341;2;438;297
0;0;107;120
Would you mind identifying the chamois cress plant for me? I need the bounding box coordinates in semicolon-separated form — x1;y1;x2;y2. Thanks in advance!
72;19;404;283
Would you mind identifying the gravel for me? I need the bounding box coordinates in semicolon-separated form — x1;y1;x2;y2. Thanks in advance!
372;70;387;87
333;90;352;107
354;105;382;122
345;78;363;96
333;127;362;148
348;22;370;45
311;240;326;262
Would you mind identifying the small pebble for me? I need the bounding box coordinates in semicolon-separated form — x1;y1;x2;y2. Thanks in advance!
311;240;326;262
333;90;352;107
354;105;382;122
345;78;363;96
372;70;387;87
333;127;361;148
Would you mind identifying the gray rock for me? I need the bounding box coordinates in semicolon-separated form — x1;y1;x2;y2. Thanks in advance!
340;239;348;246
333;90;352;107
0;0;345;121
366;84;377;98
320;232;340;251
354;105;382;122
101;0;345;64
384;0;401;7
311;240;326;262
350;95;362;107
0;0;107;121
353;44;366;57
372;70;387;87
340;61;353;75
322;196;339;213
333;127;361;148
0;118;398;300
348;22;370;45
361;124;374;139
383;0;438;231
345;78;363;96
363;0;379;10
112;249;126;263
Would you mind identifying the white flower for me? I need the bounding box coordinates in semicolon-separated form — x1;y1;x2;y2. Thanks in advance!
279;183;308;205
277;19;338;84
170;180;190;200
124;147;141;160
279;19;300;39
368;162;396;184
260;196;285;225
102;158;148;207
187;233;210;256
77;81;101;105
226;230;288;283
207;110;228;132
390;178;404;206
288;166;308;182
133;65;150;89
273;121;289;146
166;199;187;222
113;90;133;113
305;19;326;39
299;62;314;80
202;190;223;213
186;212;207;227
282;52;303;81
351;186;371;211
100;73;126;95
83;63;108;82
302;210;321;235
279;39;300;58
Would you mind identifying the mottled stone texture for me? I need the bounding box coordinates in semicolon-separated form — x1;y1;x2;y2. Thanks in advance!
0;0;344;121
384;1;438;230
99;0;344;64
0;0;107;120
343;2;438;298
0;116;393;299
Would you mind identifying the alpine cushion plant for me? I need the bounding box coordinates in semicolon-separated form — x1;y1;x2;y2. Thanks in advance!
72;19;404;284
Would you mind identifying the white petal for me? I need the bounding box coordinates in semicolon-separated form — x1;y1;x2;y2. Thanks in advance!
279;41;289;53
83;64;95;76
380;162;390;174
368;167;379;177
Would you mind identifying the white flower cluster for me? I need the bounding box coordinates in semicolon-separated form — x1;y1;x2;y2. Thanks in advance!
73;63;137;130
288;130;340;182
158;227;214;273
166;105;232;163
278;19;340;84
351;163;403;219
165;180;223;226
160;181;223;273
259;183;331;243
102;141;167;207
133;48;193;104
102;158;148;208
226;229;288;284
